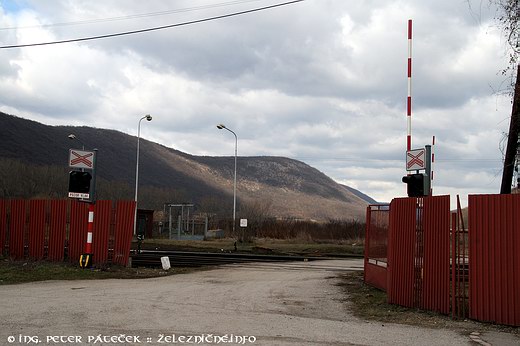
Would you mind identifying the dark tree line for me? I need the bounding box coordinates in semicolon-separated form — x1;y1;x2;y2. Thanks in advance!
0;158;188;210
0;158;250;220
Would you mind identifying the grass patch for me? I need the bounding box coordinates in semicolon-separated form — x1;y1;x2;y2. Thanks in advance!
0;258;193;285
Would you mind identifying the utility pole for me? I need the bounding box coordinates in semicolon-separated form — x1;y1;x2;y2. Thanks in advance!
500;65;520;194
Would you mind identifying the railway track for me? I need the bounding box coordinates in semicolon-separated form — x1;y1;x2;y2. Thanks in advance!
130;250;362;268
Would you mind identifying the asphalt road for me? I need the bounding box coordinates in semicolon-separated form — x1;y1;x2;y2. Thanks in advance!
0;259;516;346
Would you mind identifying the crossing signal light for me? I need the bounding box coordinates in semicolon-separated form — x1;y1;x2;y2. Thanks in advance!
69;171;92;194
402;173;428;197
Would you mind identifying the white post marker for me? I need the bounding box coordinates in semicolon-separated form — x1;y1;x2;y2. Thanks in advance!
160;256;171;270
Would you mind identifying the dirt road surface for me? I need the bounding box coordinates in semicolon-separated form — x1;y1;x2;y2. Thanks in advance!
0;259;516;345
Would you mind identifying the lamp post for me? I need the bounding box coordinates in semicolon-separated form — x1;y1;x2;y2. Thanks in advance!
68;134;85;150
134;114;152;235
217;123;237;234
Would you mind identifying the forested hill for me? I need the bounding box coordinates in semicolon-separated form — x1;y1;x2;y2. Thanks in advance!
0;112;374;220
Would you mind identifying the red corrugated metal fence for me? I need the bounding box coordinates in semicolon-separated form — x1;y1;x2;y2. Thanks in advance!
387;197;417;307
469;194;520;326
421;195;450;314
387;195;454;314
9;200;26;260
113;201;136;266
365;193;519;327
0;199;135;266
92;200;112;265
28;200;46;260
0;200;6;256
68;200;88;262
48;200;67;261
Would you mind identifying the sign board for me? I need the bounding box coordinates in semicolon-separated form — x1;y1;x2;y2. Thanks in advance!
406;148;426;171
240;219;248;228
68;192;90;199
69;149;95;170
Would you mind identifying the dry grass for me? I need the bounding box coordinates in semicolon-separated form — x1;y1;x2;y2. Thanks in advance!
0;258;194;285
338;272;520;336
137;237;364;256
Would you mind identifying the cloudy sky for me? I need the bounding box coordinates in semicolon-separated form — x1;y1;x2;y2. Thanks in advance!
0;0;515;206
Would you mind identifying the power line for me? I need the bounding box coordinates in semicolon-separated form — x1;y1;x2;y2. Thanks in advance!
294;157;502;162
0;0;304;49
0;0;265;31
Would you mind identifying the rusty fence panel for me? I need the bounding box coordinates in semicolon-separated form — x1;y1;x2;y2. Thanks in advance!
48;200;67;261
469;194;520;326
387;197;417;307
9;200;26;260
93;200;112;265
28;200;46;260
364;204;390;291
0;200;6;256
113;200;136;266
421;195;450;314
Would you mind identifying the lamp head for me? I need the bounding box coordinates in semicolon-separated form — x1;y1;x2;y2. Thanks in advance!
145;114;152;121
216;124;225;129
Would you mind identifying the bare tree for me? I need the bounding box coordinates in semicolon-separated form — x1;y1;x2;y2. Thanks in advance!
492;1;520;192
237;199;273;242
472;1;520;192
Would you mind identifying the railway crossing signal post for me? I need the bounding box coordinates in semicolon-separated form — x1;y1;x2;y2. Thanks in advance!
402;145;432;197
68;148;98;268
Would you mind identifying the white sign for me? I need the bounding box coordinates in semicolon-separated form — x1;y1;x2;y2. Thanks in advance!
68;192;90;199
406;148;426;171
69;149;95;169
240;219;248;228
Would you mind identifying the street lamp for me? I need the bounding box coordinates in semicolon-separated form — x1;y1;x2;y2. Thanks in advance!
134;114;152;235
216;123;237;234
68;134;86;150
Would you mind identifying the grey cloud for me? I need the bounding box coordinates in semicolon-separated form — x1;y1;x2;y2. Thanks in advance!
0;0;512;204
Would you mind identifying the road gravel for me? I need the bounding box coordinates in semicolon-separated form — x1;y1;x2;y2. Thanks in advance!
0;259;516;345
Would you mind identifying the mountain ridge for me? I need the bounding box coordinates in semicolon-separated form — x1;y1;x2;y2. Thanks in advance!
0;112;371;220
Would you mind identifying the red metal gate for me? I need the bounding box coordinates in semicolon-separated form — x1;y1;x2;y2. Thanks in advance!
386;195;451;314
364;204;390;291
